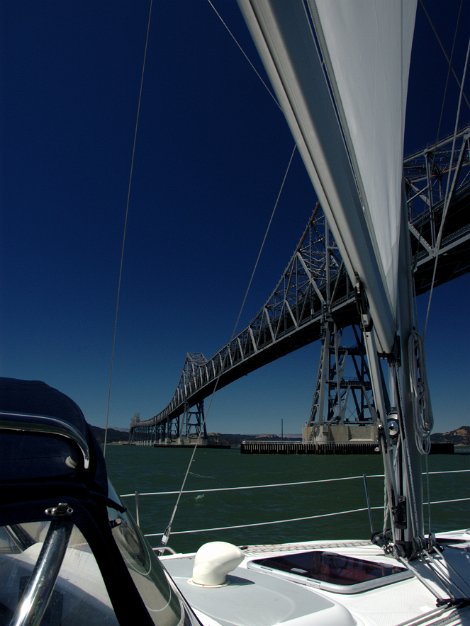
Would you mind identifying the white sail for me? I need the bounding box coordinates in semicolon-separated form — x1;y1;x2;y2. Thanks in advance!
239;0;417;353
309;0;416;337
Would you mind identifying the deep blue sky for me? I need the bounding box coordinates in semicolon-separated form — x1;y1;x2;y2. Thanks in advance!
0;1;468;435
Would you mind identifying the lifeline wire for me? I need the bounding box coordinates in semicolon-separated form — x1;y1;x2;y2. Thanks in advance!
103;0;153;456
144;495;470;538
120;469;470;498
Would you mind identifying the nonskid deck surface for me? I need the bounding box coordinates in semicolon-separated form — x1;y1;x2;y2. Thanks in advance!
162;535;470;626
240;538;372;555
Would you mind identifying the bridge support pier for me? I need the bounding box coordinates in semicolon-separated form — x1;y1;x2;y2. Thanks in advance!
304;321;378;444
179;401;207;442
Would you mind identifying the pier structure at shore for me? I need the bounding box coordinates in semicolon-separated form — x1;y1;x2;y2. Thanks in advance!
240;440;454;455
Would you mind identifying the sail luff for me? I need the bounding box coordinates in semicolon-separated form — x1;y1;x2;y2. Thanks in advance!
238;0;396;353
239;0;425;546
308;0;422;542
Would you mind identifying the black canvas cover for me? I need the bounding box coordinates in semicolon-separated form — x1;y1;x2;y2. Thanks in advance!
0;377;107;492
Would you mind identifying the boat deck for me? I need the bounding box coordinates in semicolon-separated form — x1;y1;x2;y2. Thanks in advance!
162;534;470;626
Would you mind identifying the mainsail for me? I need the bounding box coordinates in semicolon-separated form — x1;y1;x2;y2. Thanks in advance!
239;0;424;550
239;0;416;355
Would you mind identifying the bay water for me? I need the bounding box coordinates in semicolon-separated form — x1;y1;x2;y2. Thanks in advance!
105;445;470;554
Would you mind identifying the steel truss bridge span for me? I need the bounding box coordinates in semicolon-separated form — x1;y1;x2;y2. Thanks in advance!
131;128;470;440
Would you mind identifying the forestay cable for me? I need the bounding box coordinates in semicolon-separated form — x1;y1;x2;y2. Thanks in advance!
418;27;469;549
423;35;469;338
154;2;296;550
419;0;469;112
203;144;296;424
160;143;297;549
206;0;282;111
433;0;465;142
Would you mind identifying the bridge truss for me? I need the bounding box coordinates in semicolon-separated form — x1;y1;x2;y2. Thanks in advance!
130;127;470;444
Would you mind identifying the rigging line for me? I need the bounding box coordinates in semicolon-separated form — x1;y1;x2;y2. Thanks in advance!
206;0;282;111
435;0;464;142
419;0;470;112
424;452;432;540
230;144;297;340
158;439;199;552
160;144;297;548
423;36;470;338
155;8;292;529
103;0;154;457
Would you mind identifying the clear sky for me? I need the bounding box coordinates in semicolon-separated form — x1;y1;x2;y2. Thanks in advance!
0;1;469;435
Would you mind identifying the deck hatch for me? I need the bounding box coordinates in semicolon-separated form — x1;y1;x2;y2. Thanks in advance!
248;550;412;594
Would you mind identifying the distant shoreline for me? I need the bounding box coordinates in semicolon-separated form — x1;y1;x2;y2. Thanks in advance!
91;425;470;447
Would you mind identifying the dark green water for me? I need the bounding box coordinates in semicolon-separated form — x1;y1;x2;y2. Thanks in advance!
105;446;470;554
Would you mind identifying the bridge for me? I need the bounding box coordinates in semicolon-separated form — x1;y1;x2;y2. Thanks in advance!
130;127;470;444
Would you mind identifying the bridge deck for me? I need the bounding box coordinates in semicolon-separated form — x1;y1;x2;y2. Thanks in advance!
132;128;470;434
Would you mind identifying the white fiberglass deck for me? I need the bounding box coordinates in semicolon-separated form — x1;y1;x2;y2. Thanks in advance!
162;535;470;626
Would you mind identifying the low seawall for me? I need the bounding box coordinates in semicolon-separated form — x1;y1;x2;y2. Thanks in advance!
153;442;230;449
240;441;454;454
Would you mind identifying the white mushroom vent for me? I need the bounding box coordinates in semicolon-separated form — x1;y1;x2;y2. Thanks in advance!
191;541;244;587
